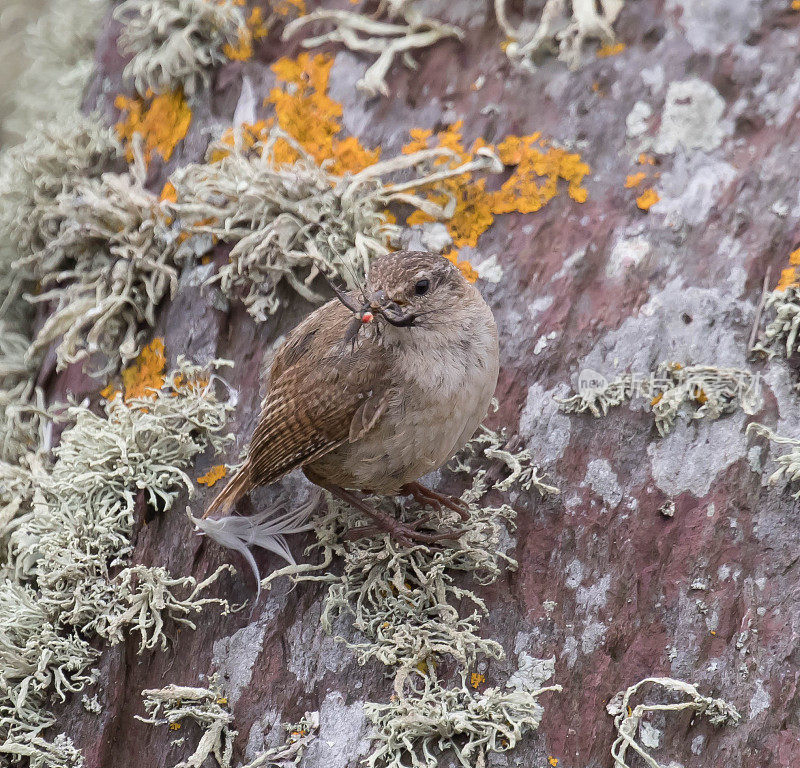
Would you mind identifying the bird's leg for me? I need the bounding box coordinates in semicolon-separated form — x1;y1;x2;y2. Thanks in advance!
400;481;471;521
318;481;461;546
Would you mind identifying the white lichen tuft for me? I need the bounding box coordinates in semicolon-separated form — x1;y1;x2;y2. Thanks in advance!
495;0;625;71
18;139;179;376
115;0;249;96
282;1;463;97
240;712;319;768
364;670;561;768
0;0;106;139
169;127;499;320
137;678;236;768
753;285;800;360
452;425;560;496
747;423;800;496
606;677;740;768
558;362;762;436
0;359;235;764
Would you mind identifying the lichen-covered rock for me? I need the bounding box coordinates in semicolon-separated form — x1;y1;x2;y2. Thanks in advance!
6;0;800;767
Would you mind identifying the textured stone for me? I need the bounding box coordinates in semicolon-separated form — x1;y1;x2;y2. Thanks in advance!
46;2;800;767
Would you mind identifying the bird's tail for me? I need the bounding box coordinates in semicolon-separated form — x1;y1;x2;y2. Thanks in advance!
203;461;252;519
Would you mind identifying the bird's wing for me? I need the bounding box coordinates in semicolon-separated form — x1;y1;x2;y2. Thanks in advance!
248;301;390;487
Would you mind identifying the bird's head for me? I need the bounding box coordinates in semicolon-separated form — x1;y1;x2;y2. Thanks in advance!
360;250;473;329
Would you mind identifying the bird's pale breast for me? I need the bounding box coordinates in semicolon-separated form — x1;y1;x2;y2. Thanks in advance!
306;299;499;494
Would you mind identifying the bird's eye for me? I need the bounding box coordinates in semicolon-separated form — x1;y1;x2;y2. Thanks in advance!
414;279;430;296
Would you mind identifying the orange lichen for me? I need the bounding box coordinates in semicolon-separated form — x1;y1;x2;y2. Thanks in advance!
120;338;167;399
597;41;625;57
198;464;227;486
470;672;485;688
247;6;270;38
443;250;479;283
794;0;800;9
638;153;656;166
223;29;253;61
100;384;121;400
774;247;800;290
274;0;306;14
548;758;559;767
115;90;191;166
650;393;663;406
625;171;647;188
403;126;590;247
160;181;178;202
636;188;659;211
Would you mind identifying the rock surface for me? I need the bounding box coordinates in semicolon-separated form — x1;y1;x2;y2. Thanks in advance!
49;1;800;766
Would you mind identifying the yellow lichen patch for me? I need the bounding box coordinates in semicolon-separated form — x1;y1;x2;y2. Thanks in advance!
247;6;270;38
223;29;253;61
443;250;479;283
267;53;380;173
403;125;590;248
160;181;178;202
274;0;306;14
115;90;191;166
548;757;558;767
121;338;167;400
774;247;800;291
636;188;659;211
198;464;227;486
597;41;625;57
100;384;121;400
625;171;647;188
794;0;800;9
638;153;656;166
470;672;485;688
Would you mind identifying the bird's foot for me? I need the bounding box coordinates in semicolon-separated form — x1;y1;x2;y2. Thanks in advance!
344;515;461;547
400;482;471;521
315;480;461;546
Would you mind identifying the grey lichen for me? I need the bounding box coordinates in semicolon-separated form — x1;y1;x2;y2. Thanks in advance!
0;0;106;138
282;1;463;97
364;670;560;768
558;362;762;436
240;712;319;768
753;285;800;360
137;678;236;768
169;127;499;320
746;423;800;496
606;677;740;768
114;0;249;96
18;139;179;376
254;430;559;766
0;359;236;765
495;0;625;71
452;425;560;496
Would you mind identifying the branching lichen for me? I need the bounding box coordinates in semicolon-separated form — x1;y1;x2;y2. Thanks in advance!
606;677;740;768
753;285;800;360
453;425;560;496
19;140;178;376
240;712;319;768
137;678;236;768
115;0;249;96
495;0;625;71
747;423;800;496
364;669;561;768
1;0;106;138
169;127;499;320
558;362;763;436
1;359;235;764
283;1;463;97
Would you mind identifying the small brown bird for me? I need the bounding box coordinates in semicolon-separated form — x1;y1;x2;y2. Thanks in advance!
204;250;499;544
